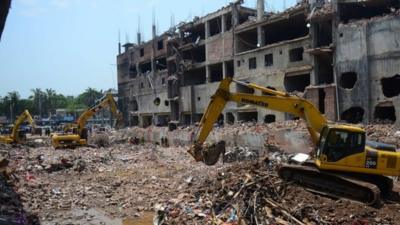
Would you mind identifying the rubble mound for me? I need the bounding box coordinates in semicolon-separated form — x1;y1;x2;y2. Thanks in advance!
90;133;111;147
159;160;400;225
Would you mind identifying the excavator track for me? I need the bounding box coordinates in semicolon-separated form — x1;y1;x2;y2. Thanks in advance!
278;164;381;206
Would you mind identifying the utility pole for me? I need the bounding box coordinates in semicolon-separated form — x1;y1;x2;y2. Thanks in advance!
9;103;13;122
39;94;42;119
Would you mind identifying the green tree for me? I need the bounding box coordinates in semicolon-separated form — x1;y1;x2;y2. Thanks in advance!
6;91;20;121
3;91;20;121
18;99;34;114
30;88;46;117
77;88;103;107
0;96;4;117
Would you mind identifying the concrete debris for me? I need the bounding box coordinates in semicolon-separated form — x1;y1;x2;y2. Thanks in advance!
0;122;399;224
223;146;259;163
89;133;111;147
158;160;400;225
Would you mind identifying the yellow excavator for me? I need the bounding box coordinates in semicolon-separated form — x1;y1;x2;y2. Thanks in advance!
52;93;123;148
189;78;399;205
0;110;35;144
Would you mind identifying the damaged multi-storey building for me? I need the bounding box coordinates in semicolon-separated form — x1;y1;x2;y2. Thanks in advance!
117;0;400;129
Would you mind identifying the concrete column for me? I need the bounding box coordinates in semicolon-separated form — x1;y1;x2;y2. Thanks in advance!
256;0;265;47
151;25;157;73
221;15;226;33
205;21;210;39
222;61;227;78
139;115;144;128
309;23;318;85
257;26;265;47
231;3;239;55
395;98;400;126
206;65;211;83
257;0;264;21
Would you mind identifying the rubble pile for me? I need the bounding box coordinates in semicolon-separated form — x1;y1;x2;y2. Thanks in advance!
0;142;221;224
159;160;400;225
0;121;398;224
364;124;400;148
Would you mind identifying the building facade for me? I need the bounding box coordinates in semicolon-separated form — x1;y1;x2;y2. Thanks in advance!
117;0;400;128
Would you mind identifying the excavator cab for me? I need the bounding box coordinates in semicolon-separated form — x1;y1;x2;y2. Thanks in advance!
316;126;365;163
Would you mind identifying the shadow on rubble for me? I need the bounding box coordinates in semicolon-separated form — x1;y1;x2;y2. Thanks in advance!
0;173;40;225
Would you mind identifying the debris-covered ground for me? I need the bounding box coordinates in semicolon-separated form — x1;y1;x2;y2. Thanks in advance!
0;121;399;225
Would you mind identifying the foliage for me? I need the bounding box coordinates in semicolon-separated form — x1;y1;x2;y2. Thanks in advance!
0;87;106;120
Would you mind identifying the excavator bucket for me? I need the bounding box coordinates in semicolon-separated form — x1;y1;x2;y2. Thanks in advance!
188;141;226;166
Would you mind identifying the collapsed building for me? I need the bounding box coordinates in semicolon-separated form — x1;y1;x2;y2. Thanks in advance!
117;0;400;129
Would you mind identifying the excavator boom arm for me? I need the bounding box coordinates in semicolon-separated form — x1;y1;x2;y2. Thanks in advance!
76;93;122;134
11;110;35;141
190;78;328;164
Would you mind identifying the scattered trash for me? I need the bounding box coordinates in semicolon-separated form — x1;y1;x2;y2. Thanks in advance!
290;153;310;163
1;123;399;224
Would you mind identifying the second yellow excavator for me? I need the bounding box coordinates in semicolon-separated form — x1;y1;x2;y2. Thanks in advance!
51;93;123;148
189;78;399;205
0;110;35;144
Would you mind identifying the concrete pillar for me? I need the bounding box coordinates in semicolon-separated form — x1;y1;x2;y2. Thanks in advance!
257;26;265;47
137;32;141;45
257;0;264;21
139;115;144;128
231;3;239;55
221;15;226;33
206;65;211;83
395;98;400;127
205;21;210;39
151;25;156;73
310;23;318;86
256;0;265;47
222;61;227;78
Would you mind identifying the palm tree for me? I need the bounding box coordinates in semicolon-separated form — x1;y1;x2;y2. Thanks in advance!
46;88;57;115
78;88;103;107
7;91;20;121
30;88;44;118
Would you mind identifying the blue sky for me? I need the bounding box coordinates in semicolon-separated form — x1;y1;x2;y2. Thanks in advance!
0;0;296;98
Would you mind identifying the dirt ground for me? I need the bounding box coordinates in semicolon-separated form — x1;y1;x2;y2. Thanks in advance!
1;141;221;225
0;122;399;225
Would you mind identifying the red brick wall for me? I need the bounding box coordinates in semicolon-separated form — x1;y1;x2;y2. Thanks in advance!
207;32;233;63
324;86;337;121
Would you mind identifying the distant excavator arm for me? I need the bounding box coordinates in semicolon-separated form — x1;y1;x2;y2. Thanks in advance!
76;93;123;136
0;110;35;144
52;93;123;148
11;110;35;141
189;78;328;165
